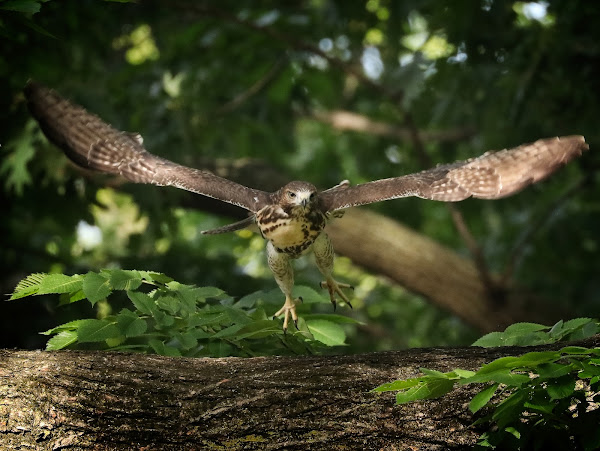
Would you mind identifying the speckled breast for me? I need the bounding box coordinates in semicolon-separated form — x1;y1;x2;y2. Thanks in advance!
257;205;327;257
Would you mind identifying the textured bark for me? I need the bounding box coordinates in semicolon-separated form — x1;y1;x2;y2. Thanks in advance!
4;339;597;450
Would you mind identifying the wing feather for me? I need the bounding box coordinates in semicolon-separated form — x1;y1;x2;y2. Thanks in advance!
24;81;271;212
320;136;588;212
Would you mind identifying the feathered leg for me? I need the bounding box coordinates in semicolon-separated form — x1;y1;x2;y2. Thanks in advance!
267;241;301;332
313;233;353;310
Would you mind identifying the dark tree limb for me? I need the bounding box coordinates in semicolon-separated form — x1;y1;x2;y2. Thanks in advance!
3;337;597;449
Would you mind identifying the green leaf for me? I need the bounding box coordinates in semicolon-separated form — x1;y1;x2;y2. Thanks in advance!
174;332;198;350
82;272;112;305
38;274;84;295
396;378;455;404
306;319;346;346
41;320;87;335
469;383;499;413
547;375;576;399
139;271;173;284
9;273;46;299
492;390;527;429
0;0;42;14
128;290;156;315
472;332;505;347
116;309;147;337
503;322;549;335
561;346;594;355
45;330;78;350
156;295;180;315
233;320;283;339
536;362;573;380
108;270;142;291
77;319;120;343
149;339;181;357
420;368;447;378
294;285;330;305
373;378;421;392
454;369;476;378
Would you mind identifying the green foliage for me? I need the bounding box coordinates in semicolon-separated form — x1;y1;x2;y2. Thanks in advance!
2;0;598;353
373;320;600;449
10;270;357;357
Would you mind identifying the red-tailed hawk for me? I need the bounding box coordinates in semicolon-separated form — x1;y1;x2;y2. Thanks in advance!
25;81;589;330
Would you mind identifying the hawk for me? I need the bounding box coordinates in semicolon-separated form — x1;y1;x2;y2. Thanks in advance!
24;81;589;331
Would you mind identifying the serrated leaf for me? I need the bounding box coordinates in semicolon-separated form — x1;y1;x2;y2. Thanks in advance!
156;295;180;315
82;272;112;305
503;322;549;335
233;320;282;339
139;271;173;284
174;332;198;350
10;273;46;299
41;320;87;335
306;319;346;346
108;270;142;291
127;290;156;315
469;383;499;413
38;274;84;295
116;309;147;337
212;323;245;338
45;330;78;350
59;289;87;305
77;319;120;343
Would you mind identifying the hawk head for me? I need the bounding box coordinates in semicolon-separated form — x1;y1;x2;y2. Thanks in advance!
277;181;319;211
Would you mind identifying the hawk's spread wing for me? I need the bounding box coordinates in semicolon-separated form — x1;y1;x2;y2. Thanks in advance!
319;136;588;212
24;81;272;213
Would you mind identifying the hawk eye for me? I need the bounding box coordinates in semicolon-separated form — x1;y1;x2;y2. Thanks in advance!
309;193;315;199
287;191;296;198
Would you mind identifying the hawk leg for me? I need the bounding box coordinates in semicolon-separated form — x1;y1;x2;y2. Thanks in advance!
313;233;353;310
266;241;301;332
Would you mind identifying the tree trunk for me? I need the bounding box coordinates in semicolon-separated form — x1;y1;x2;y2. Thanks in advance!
3;338;598;450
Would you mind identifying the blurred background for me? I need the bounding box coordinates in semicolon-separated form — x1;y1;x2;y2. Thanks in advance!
1;0;598;352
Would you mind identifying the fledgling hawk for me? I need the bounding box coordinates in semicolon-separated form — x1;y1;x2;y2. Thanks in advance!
24;81;589;331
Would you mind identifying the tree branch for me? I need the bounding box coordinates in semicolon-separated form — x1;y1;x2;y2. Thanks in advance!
3;337;598;449
309;109;476;143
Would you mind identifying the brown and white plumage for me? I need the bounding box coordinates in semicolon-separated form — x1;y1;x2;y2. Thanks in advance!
24;81;589;330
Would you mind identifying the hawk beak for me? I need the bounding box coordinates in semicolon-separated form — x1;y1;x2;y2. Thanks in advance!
301;198;309;207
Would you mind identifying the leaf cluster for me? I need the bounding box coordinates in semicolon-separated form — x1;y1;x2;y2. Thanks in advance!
10;270;356;357
374;320;600;450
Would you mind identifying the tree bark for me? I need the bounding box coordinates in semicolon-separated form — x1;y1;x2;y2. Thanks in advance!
4;339;597;450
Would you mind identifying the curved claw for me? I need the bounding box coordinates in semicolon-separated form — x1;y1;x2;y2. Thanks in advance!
320;279;354;310
273;296;301;332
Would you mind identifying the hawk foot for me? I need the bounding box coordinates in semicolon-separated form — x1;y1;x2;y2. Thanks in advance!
273;296;303;333
320;279;354;311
